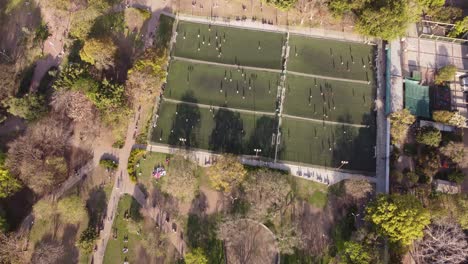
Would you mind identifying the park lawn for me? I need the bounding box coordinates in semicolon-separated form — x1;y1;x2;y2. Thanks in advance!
278;117;376;172
103;195;143;264
150;100;278;158
134;152;171;189
165;59;280;112
287;34;376;82
292;176;329;208
284;74;375;125
174;21;285;69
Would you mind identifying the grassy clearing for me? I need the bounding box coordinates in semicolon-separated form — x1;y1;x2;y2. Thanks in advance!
166;59;280;112
287;34;376;82
151;100;277;158
279;117;376;172
134;152;171;189
292;176;329;208
174;21;285;69
284;74;375;125
103;195;143;264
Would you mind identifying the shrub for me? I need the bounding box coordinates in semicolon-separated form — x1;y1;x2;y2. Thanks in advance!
390;109;415;145
127;149;146;182
416;126;441;147
99;159;118;170
448;170;465;184
77;227;97;254
434;65;457;84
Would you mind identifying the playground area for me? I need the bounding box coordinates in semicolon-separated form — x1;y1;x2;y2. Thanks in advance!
151;19;377;172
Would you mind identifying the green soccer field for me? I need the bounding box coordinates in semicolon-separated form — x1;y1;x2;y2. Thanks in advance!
165;59;280;112
278;117;376;172
287;34;376;82
283;74;375;125
174;21;286;69
151;100;278;158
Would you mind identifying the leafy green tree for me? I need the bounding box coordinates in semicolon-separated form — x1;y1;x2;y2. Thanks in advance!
448;170;465;185
99;159;118;170
440;142;464;164
34;23;51;51
432;110;454;124
2;94;47;121
426;6;463;23
415;126;441;147
365;194;430;246
389;109;415;145
79;37;117;70
185;248;208;264
355;0;412;40
328;0;369;17
262;0;297;10
0;168;21;199
342;241;371;264
0;208;8;233
77;227;97;254
415;0;444;11
448;17;468;38
435;65;457;84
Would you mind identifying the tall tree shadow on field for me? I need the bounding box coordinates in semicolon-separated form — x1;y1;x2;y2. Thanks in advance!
332;113;376;172
209;108;244;154
168;91;201;148
57;224;79;263
246;115;277;158
86;187;107;228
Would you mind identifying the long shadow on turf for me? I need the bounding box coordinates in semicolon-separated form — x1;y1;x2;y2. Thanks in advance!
332;114;376;172
209;108;244;154
168;91;201;149
246;116;277;158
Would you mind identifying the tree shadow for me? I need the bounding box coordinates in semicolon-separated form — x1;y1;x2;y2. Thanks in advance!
168;91;201;148
86;187;107;228
332;113;376;172
209;108;244;154
246;115;277;158
186;213;225;264
129;196;143;222
57;224;79;263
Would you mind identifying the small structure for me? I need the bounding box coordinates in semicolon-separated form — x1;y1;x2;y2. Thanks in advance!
404;78;430;118
420;120;456;132
434;179;459;194
152;166;166;179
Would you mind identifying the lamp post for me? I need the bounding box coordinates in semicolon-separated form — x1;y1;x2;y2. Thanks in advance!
253;148;262;157
179;138;187;146
337;160;349;170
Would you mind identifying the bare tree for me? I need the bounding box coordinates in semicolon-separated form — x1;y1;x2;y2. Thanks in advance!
6;116;71;194
161;155;198;202
31;240;65;264
244;169;292;221
414;221;468;264
343;179;374;201
0;233;27;264
217;219;277;264
51;90;96;123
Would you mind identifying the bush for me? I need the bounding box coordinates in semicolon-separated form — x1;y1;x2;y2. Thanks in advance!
99;159;118;170
434;65;457;84
448;170;465;184
391;171;404;183
112;139;125;149
403;143;417;156
127;149;146;182
416;126;441;147
390;109;415;145
77;227;97;254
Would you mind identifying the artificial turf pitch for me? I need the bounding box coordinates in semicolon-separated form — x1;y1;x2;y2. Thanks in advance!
283;74;375;125
174;21;286;69
165;59;280;112
287;34;376;82
151;100;278;158
278;117;376;172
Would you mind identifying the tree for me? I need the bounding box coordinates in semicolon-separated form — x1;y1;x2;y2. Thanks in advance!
365;194;430;246
262;0;297;10
185;248;208;264
2;94;47;121
440;141;465;164
447;170;465;185
126;48;168;106
415;126;441;147
426;6;463;23
79;37;117;70
244;169;292;220
355;0;412;40
206;155;247;193
432;110;453;124
0;233;26;263
415;0;444;11
51;90;96;123
389;109;416;145
342;241;371;264
31;240;65;264
57;195;87;224
161;155;198;202
415;222;468;264
6;116;71;194
0;208;8;233
328;0;368;17
34;23;51;52
77;227;97;254
0;152;21;199
276;222;305;254
448;17;468;38
99;158;118;170
434;65;457;84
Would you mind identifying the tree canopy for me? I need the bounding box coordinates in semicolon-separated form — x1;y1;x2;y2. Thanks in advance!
79;37;117;70
342;242;371;264
389;109;415;145
0;152;21;199
415;126;441;147
435;65;457;84
161;155;198;202
185;248;208;264
206;155;247;193
365;194;430;246
2;94;47;121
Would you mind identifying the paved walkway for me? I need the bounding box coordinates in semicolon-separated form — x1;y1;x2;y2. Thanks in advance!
146;144;376;185
282;113;369;128
172;56;283;73
162;98;276;116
